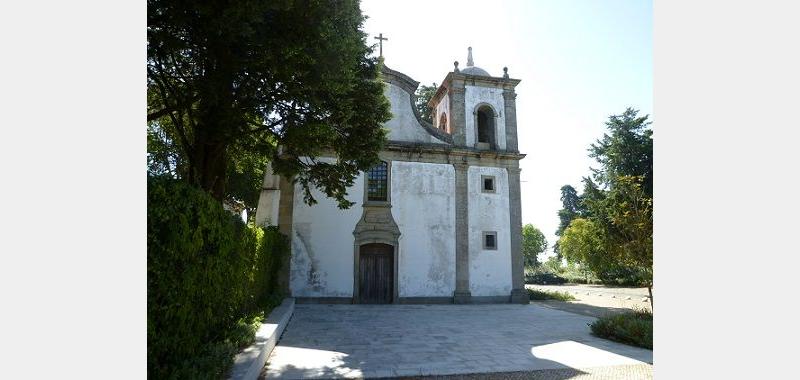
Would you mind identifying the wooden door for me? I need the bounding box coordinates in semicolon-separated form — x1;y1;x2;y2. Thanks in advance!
358;243;393;304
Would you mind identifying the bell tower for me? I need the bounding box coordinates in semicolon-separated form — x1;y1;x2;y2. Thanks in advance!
428;47;521;152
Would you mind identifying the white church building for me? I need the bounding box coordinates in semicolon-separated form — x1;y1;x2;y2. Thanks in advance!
255;48;527;304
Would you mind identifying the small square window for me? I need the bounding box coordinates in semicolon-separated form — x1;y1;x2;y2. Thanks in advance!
481;175;496;193
483;231;498;250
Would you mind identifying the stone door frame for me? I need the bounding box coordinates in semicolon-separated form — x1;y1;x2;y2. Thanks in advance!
353;240;399;304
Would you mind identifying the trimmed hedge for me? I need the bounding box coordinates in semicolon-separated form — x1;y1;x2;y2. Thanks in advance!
526;271;568;285
148;176;289;379
590;309;653;349
527;288;577;301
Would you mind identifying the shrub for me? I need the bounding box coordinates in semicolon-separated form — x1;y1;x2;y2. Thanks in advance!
526;271;567;285
559;266;602;285
594;266;646;286
527;288;577;301
525;266;567;285
148;176;289;379
590;309;653;349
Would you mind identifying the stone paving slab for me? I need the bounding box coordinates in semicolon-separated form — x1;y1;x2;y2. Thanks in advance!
262;304;652;379
403;364;653;380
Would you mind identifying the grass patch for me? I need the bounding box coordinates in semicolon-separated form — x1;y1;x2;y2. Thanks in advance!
590;308;653;349
527;288;577;301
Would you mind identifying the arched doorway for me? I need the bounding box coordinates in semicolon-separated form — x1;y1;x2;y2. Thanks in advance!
358;243;394;304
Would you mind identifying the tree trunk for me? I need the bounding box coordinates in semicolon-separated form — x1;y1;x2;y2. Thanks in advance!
648;285;653;311
187;37;235;201
187;126;228;201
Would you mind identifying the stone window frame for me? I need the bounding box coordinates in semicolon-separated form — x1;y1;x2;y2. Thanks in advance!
481;175;496;193
482;231;498;250
364;159;392;206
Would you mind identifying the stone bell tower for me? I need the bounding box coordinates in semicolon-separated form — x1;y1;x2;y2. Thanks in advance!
428;47;521;152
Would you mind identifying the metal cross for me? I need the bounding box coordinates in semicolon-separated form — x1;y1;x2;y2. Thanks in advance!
374;33;388;57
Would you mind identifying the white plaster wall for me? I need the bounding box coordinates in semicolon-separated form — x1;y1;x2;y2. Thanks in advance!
391;161;456;297
435;93;450;132
254;188;280;226
464;85;507;149
467;166;512;296
384;83;447;144
290;172;364;297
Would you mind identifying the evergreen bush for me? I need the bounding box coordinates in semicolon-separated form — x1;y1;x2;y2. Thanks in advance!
147;176;289;379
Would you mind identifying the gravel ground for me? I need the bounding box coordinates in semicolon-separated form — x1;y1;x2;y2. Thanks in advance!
394;364;653;380
526;284;653;316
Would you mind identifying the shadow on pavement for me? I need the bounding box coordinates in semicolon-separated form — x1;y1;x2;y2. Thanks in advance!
530;300;632;319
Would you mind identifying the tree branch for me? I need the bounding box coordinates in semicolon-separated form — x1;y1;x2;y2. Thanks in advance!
148;107;175;121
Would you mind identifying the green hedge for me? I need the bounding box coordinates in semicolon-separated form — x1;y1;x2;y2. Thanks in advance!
590;309;653;349
525;271;568;285
527;288;577;301
148;176;289;379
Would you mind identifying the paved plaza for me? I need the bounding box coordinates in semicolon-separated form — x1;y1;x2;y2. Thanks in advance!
262;304;652;379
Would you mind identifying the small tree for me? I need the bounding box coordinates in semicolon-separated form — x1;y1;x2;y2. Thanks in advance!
414;83;438;123
521;224;548;269
600;175;653;302
543;256;563;274
559;219;609;274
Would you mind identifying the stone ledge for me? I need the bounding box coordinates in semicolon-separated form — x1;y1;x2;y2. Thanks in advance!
227;297;295;380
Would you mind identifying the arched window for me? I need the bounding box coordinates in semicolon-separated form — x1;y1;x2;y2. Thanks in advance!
476;105;495;147
439;113;448;132
367;161;388;201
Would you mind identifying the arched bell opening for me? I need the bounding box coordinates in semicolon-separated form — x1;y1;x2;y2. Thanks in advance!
476;105;496;150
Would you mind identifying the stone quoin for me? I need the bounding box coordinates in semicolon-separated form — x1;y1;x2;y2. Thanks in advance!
255;47;527;304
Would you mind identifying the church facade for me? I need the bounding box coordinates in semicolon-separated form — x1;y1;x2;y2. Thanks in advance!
255;48;527;304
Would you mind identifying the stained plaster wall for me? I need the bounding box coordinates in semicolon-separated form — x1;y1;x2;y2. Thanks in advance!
289;173;364;297
384;83;447;144
467;166;512;296
390;161;456;297
464;85;507;149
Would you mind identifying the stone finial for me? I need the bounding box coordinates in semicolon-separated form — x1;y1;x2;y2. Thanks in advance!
467;47;474;67
454;61;460;73
503;67;509;79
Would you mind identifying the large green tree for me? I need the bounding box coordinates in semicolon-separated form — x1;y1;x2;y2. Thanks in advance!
556;185;583;236
521;224;548;268
147;0;392;209
589;108;653;197
553;184;584;258
558;108;653;306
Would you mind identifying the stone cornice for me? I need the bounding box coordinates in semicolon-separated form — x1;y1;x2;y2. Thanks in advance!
431;72;521;104
383;141;526;165
380;65;419;94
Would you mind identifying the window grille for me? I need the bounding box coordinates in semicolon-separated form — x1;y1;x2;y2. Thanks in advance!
367;161;388;201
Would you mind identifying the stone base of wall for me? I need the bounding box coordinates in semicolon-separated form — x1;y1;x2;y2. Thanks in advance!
398;297;453;304
453;291;472;304
470;295;512;304
293;295;522;304
510;288;529;304
295;297;353;304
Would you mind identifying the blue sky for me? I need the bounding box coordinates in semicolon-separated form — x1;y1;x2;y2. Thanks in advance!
361;0;653;257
